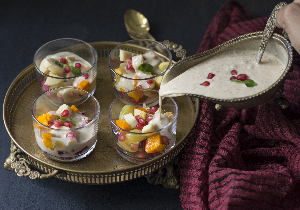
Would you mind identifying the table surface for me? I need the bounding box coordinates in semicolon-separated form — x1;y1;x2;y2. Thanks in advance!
0;0;290;209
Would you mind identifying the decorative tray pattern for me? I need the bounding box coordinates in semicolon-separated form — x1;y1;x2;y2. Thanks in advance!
3;41;199;185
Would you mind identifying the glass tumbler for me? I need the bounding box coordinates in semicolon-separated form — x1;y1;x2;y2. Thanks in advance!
31;86;100;162
108;39;172;98
34;38;97;95
108;89;178;164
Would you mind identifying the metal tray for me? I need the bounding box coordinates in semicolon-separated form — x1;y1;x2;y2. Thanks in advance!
3;41;199;185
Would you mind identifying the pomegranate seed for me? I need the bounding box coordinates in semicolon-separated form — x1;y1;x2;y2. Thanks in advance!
161;136;170;145
207;73;215;79
146;109;155;115
147;79;154;84
43;84;50;91
237;74;248;81
135;115;140;122
69;91;75;98
75;63;81;68
139;118;146;125
200;81;210;86
54;120;62;127
136;152;146;158
61;110;69;117
66;132;76;138
136;123;144;130
231;70;238;75
130;143;139;151
151;106;159;112
60;58;68;64
129;57;132;62
64;66;71;73
82;73;89;79
48;121;54;127
146;116;153;123
143;57;146;60
46;91;53;98
230;76;237;80
118;132;126;141
126;64;134;70
63;121;72;128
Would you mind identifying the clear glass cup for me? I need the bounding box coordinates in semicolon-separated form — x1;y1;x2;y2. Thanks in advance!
34;38;97;95
108;89;178;164
108;39;172;98
31;86;100;162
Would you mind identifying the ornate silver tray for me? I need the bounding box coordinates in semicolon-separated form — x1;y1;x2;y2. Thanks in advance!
3;41;199;186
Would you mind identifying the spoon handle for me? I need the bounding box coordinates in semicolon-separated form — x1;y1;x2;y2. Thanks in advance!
256;2;287;64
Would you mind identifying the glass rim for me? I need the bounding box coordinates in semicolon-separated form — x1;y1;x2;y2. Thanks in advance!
108;39;172;80
108;89;178;134
31;86;100;131
33;38;98;79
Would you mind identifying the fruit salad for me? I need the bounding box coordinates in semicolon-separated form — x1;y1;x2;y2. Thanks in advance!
38;51;96;94
34;104;97;159
113;49;170;93
114;104;175;159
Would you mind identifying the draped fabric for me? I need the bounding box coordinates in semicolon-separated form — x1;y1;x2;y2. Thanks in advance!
179;1;300;209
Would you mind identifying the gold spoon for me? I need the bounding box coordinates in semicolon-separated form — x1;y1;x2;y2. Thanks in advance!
124;9;156;40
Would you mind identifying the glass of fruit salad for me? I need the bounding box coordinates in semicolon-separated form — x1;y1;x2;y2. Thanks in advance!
34;38;97;95
108;39;172;98
31;86;100;162
108;89;178;164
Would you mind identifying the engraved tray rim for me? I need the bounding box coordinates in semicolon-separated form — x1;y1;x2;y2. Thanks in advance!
3;41;199;184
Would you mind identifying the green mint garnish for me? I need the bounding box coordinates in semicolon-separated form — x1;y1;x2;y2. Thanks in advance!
231;79;257;87
138;63;154;75
55;61;82;76
60;117;76;126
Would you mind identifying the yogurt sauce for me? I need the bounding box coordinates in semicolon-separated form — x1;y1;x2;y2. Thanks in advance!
159;41;287;100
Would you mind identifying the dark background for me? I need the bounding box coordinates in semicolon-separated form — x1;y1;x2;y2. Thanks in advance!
0;0;291;209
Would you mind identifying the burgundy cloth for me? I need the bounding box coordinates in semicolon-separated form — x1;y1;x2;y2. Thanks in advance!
179;1;300;209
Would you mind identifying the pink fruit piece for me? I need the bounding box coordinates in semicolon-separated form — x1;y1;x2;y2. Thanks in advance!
237;74;248;81
146;116;153;123
200;81;210;86
63;121;72;128
66;132;76;138
118;132;126;141
161;136;170;145
136;123;144;130
54;120;62;127
82;73;89;79
139;118;146;125
231;70;238;75
126;64;134;70
61;110;69;117
207;73;215;79
147;79;154;84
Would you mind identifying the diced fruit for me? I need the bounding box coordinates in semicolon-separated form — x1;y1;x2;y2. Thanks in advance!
130;142;139;151
124;113;138;129
155;76;163;88
57;104;72;116
119;50;133;61
165;112;175;122
71;105;79;112
42;133;54;149
47;58;64;75
82;73;89;79
128;90;143;102
77;80;91;92
118;132;126;141
124;129;146;144
145;133;166;153
115;68;123;75
61;110;70;117
54;120;62;127
54;140;64;149
63;121;73;128
44;72;62;86
66;132;76;138
132;54;144;70
134;109;147;120
119;105;134;121
136;123;144;130
117;141;136;152
116;120;131;131
142;123;156;133
158;62;170;72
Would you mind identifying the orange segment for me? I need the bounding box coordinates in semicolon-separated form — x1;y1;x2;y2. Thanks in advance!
77;80;91;92
128;90;143;102
42;133;54;149
134;75;138;87
116;120;131;131
71;105;79;112
145;133;166;153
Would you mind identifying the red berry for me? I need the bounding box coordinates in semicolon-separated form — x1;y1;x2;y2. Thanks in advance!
63;121;72;128
118;132;126;141
143;57;146;61
66;132;76;138
230;76;237;80
82;73;89;79
54;120;62;127
146;116;153;123
200;81;210;86
135;115;140;122
64;66;71;73
75;63;81;68
61;110;69;117
231;70;238;75
48;121;54;127
207;73;215;79
147;79;154;84
139;118;146;125
136;123;144;130
60;58;68;64
237;74;248;81
126;64;134;70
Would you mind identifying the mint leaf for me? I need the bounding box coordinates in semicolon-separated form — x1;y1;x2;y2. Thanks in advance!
231;79;257;87
60;117;76;126
70;66;82;76
138;64;154;75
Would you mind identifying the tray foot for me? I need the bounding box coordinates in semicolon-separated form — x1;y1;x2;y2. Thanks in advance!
145;154;181;189
4;140;59;179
